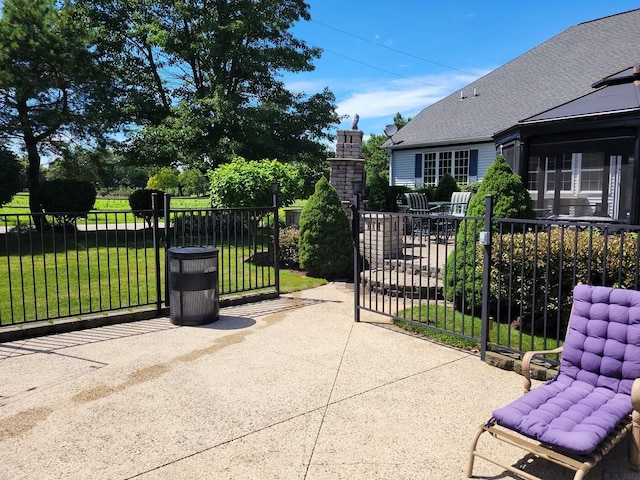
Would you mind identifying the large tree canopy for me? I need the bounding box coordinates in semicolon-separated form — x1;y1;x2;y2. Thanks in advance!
123;0;339;170
0;0;339;214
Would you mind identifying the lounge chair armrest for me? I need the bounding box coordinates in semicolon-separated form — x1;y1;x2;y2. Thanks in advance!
521;346;563;393
632;378;640;412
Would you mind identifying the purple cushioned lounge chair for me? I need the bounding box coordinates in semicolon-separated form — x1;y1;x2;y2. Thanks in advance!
467;284;640;480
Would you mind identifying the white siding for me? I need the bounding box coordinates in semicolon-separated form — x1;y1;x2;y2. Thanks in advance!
390;142;497;187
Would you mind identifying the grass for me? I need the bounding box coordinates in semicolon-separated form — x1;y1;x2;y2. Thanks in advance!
395;303;561;353
0;224;327;325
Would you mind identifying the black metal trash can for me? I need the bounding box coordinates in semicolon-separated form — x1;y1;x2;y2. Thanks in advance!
168;247;219;325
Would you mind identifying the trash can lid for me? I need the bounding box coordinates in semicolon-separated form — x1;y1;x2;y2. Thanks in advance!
167;246;218;259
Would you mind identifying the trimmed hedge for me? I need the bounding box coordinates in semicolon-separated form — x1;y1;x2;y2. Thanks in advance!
490;228;640;334
128;188;165;226
40;179;96;227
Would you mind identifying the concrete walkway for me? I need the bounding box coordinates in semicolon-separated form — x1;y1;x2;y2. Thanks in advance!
0;283;633;479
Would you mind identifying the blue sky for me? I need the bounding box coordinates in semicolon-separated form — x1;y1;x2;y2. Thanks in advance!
285;1;640;139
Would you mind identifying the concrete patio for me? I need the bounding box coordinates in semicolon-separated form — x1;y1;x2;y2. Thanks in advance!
0;282;634;479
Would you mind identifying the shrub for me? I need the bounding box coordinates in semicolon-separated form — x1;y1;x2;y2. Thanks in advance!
209;156;300;208
298;177;353;278
490;228;640;335
434;172;459;201
445;155;534;311
40;179;96;227
128;188;165;227
366;174;408;212
279;226;300;268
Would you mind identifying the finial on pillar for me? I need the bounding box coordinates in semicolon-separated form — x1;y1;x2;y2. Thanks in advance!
351;113;359;130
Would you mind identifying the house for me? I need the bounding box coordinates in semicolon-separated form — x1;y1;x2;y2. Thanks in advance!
495;65;640;222
386;8;640;219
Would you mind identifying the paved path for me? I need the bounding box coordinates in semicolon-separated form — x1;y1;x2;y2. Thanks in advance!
0;283;633;479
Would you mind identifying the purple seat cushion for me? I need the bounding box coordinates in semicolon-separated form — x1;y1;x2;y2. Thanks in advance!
493;285;640;455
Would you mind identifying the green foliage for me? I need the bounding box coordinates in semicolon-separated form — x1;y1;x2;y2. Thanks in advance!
209;157;300;208
279;226;300;268
0;147;22;206
0;0;123;215
298;178;353;278
365;175;407;212
147;168;179;194
179;169;209;196
434;172;459;201
463;181;481;194
445;155;535;310
128;189;165;226
122;0;339;170
39;179;96;227
490;229;640;336
291;157;330;199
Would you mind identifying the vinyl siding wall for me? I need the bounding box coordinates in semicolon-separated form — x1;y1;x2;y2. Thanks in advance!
390;142;497;187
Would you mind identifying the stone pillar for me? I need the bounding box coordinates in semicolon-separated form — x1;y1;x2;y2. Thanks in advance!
329;129;365;205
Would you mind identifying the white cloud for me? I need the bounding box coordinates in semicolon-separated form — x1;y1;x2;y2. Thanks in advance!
336;71;486;122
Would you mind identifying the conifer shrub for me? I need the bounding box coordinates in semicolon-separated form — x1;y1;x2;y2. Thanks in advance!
434;172;459;201
444;155;534;311
298;177;353;278
40;179;96;227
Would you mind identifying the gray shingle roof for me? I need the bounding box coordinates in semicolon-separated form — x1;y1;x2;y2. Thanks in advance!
388;9;640;150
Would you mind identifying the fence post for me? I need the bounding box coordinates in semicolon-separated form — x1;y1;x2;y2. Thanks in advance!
351;195;360;322
272;183;280;294
151;193;163;315
163;193;171;307
480;195;494;361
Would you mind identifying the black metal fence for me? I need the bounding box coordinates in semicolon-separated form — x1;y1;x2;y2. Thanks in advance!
353;196;640;359
0;197;279;326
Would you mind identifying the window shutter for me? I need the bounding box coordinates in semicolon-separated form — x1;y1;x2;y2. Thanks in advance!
469;149;478;177
414;153;422;178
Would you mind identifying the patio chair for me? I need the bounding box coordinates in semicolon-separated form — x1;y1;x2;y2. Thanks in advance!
431;191;472;242
467;284;640;480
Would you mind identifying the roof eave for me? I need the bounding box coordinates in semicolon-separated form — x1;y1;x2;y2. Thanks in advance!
388;136;494;151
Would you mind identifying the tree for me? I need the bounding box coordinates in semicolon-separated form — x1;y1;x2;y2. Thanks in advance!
298;177;352;278
362;113;411;211
124;0;340;170
0;146;22;205
179;169;209;197
209;157;300;208
146;168;179;194
0;0;122;219
445;155;535;310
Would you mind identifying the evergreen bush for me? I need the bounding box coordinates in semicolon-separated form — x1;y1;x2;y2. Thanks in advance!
434;172;459;201
298;177;353;278
40;179;96;227
445;155;534;311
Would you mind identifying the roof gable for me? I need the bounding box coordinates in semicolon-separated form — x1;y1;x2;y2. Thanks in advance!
389;9;640;149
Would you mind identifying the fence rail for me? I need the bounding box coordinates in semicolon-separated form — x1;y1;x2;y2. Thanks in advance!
354;197;640;360
0;199;279;326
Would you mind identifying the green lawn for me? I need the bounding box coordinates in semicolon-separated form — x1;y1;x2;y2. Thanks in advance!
395;304;561;353
0;225;326;325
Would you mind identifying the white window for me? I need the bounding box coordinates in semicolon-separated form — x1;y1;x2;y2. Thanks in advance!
422;150;469;185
